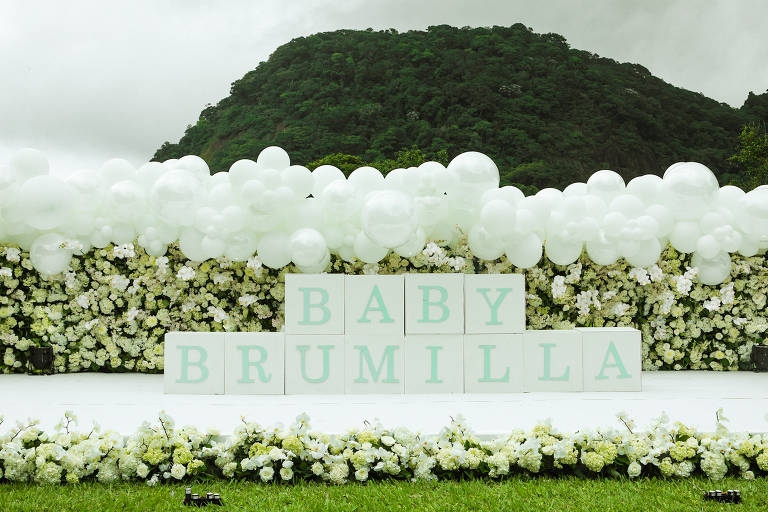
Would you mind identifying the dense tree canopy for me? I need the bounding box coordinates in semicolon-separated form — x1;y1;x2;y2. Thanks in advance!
153;24;767;189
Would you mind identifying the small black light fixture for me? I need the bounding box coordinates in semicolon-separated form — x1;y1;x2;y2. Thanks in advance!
752;344;768;372
703;489;741;504
184;488;223;507
27;345;54;375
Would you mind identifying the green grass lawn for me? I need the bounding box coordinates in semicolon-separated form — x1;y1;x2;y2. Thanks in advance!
1;477;767;512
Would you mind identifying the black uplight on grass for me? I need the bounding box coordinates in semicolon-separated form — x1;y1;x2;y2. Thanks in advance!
184;488;223;507
752;345;768;371
703;489;741;504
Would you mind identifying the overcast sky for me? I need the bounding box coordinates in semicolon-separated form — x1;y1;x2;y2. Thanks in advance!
1;0;767;174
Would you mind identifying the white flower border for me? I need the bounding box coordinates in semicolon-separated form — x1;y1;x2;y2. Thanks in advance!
1;410;767;485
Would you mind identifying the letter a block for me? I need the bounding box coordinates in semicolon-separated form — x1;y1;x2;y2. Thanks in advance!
463;334;524;393
464;274;525;333
523;330;583;391
285;335;345;394
404;274;464;334
345;335;405;393
285;274;344;334
164;332;225;394
225;333;285;394
578;327;642;391
345;275;404;335
405;335;463;394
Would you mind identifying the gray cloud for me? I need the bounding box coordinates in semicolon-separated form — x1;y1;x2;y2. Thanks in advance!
1;0;766;174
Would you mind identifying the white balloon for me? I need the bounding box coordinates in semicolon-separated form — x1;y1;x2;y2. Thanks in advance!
100;158;135;186
178;155;210;179
289;228;328;267
662;162;719;220
353;232;388;263
563;182;587;197
348;166;384;195
228;159;261;189
669;221;702;253
609;194;645;219
625;237;661;267
626;174;662;204
282;165;314;198
446;151;499;200
361;190;416;248
468;225;504;260
506;232;542;268
692;251;732;285
257;146;290;170
587;170;625;201
311;165;345;197
480;199;516;239
257;231;292;269
545;236;583;265
586;236;620;266
394;227;426;258
178;228;208;262
10;148;49;182
224;233;259;262
19;175;77;230
30;233;73;275
696;235;721;259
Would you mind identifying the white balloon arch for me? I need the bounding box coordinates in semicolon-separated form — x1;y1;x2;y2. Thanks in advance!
1;146;766;284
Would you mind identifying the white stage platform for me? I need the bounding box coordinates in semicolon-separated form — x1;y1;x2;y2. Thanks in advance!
1;372;767;435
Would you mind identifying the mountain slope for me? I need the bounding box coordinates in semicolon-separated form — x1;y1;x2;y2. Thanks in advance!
153;24;767;189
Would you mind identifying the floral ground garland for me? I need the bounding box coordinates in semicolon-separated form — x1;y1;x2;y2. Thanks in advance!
1;237;767;374
1;411;767;485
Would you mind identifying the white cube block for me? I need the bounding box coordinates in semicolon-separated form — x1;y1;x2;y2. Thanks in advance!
225;332;285;394
345;335;405;393
523;330;583;391
405;335;463;393
345;275;404;335
164;332;225;394
464;274;525;333
578;327;642;391
285;274;344;334
404;273;464;334
285;335;345;394
463;334;524;393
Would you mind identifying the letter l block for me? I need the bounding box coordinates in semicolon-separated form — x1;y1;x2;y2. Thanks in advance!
523;330;583;391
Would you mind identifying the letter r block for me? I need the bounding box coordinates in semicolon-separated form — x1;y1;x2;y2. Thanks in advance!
225;332;285;394
464;274;525;333
163;331;225;394
404;273;464;334
285;274;344;334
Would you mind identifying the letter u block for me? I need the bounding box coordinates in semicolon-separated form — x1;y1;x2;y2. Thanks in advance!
285;274;344;334
285;335;345;394
164;332;225;394
523;330;583;391
345;275;404;335
225;332;285;394
345;335;405;393
464;274;525;333
404;273;464;334
577;327;642;391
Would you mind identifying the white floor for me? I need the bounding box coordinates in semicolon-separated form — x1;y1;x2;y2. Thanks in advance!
1;372;767;435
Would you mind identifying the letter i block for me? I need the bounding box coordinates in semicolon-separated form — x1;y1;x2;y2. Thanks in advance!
464;274;525;333
345;275;404;335
405;335;463;394
224;333;285;394
164;332;225;394
345;335;405;393
463;334;524;393
404;273;464;334
285;335;345;394
577;327;642;391
523;330;583;391
285;274;344;334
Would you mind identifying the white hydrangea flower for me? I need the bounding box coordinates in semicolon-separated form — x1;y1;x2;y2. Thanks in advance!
362;263;379;275
551;275;567;299
177;266;196;281
0;267;12;278
113;244;136;259
4;247;21;262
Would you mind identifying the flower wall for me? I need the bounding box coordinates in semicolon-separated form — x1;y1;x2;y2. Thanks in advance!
1;237;766;374
1;411;767;484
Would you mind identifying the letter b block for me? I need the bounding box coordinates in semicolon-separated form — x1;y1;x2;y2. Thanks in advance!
164;332;225;394
285;274;344;334
578;327;642;391
404;274;464;334
225;333;285;394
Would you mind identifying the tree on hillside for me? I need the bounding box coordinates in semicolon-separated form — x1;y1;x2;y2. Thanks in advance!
729;123;768;190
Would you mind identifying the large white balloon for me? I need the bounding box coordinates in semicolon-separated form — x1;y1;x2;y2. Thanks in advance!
19;175;77;230
692;251;732;285
257;231;292;269
289;228;329;268
257;146;290;170
30;233;74;275
10;148;49;182
506;232;542;268
446;151;499;199
361;190;416;248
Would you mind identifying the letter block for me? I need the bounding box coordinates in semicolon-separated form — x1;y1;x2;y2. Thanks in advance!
224;332;285;394
345;335;405;393
285;335;345;394
405;335;463;394
164;332;225;394
577;327;642;391
463;334;524;393
523;330;583;391
345;275;404;335
285;274;345;334
404;273;464;334
464;274;525;333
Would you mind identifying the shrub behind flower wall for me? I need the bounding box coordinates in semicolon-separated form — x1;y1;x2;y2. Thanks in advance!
1;238;766;374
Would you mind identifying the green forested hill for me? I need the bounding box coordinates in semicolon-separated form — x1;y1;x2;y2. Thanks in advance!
153;24;768;189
